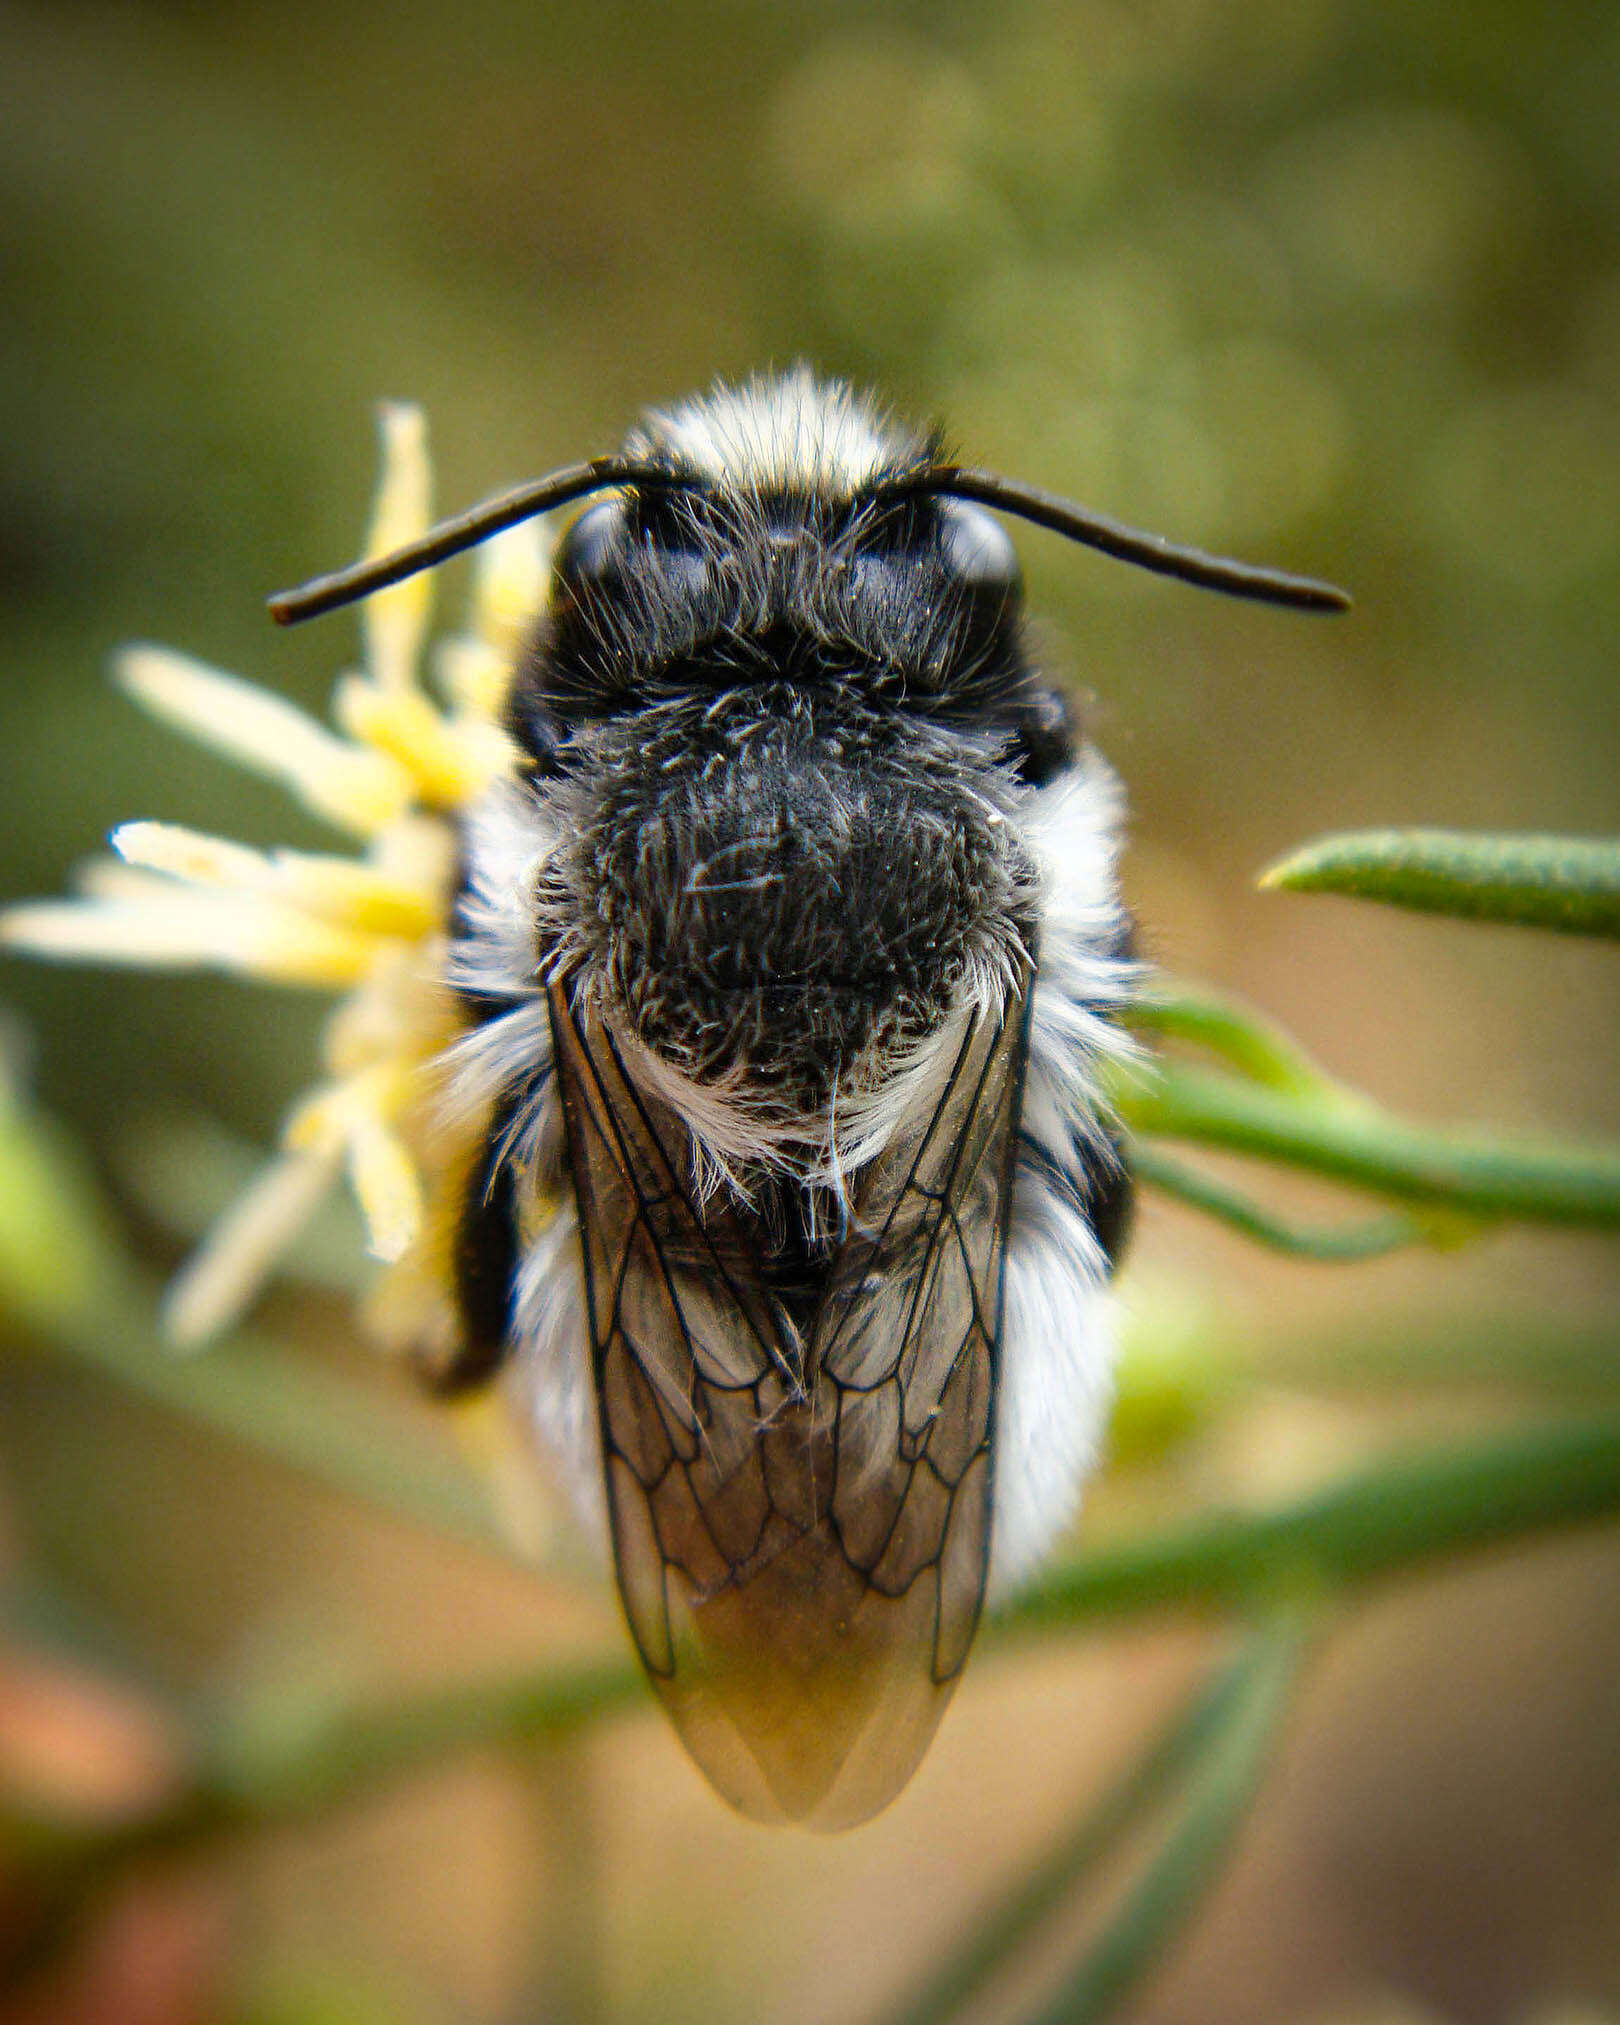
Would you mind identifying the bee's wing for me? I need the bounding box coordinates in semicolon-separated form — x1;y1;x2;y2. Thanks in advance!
546;972;1029;1829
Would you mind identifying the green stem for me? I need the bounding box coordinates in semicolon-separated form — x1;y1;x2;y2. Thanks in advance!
1248;1315;1620;1397
1132;1143;1434;1260
35;1265;511;1561
19;1410;1620;1927
1125;981;1334;1099
1260;829;1620;939
1121;1058;1620;1227
196;1654;642;1822
875;1638;1278;2025
995;1411;1620;1634
22;1652;643;1890
1024;1616;1308;2025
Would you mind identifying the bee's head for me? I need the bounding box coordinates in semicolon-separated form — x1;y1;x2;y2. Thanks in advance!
265;369;1344;1135
507;466;1043;767
499;380;1044;1125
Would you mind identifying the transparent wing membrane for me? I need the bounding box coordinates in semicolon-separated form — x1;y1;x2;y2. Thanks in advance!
547;972;1030;1828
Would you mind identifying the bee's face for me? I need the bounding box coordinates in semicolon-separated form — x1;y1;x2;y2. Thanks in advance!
506;399;1063;1125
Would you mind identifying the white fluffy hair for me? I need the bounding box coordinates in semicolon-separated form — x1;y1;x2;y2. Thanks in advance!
634;366;913;498
444;744;1135;1586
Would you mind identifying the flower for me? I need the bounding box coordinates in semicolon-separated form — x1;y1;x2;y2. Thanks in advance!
1;406;547;1349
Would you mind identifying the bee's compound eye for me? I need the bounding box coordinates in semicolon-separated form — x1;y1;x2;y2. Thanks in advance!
554;499;625;589
938;499;1021;596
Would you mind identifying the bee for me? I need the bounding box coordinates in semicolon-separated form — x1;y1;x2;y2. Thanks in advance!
273;370;1346;1827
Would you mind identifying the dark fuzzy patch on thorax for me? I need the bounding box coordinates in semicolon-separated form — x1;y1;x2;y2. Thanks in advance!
533;684;1030;1106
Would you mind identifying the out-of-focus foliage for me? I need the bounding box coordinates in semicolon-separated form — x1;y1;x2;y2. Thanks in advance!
3;2;1619;2023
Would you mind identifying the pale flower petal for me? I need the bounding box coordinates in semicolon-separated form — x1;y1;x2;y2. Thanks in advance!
280;1079;361;1156
320;942;452;1080
111;821;272;888
347;1113;424;1261
433;637;511;724
433;517;549;720
362;402;434;694
0;897;235;970
7;875;392;988
366;812;458;896
116;647;413;837
162;1142;344;1349
473;517;550;658
113;819;447;941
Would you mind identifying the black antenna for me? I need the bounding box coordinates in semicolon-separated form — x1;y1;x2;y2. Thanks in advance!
267;458;690;625
884;466;1351;613
270;452;1351;627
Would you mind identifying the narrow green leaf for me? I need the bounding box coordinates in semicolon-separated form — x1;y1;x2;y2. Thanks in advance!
876;1641;1275;2025
995;1412;1620;1633
1260;829;1620;938
1125;981;1334;1100
1132;1144;1435;1259
1120;1057;1620;1227
198;1654;643;1819
1249;1314;1620;1397
22;1652;646;1897
1023;1616;1308;2025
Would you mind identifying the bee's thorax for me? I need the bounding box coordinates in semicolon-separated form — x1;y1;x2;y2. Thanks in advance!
531;683;1034;1135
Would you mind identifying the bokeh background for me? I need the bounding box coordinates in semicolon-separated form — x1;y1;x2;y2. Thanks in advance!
2;2;1619;2021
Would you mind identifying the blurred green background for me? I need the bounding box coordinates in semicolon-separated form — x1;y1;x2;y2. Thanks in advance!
2;2;1619;2022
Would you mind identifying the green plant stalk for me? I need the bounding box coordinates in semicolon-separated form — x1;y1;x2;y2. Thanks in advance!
15;1412;1619;1917
32;1263;511;1560
15;1652;643;1892
1260;829;1620;938
1023;1615;1308;2025
996;1411;1620;1633
1125;981;1335;1099
1132;1143;1432;1260
1121;1058;1620;1226
1247;1315;1620;1397
875;1636;1282;2025
2;1650;646;1986
196;1652;643;1821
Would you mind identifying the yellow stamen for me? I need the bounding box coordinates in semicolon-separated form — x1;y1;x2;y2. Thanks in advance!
334;676;494;810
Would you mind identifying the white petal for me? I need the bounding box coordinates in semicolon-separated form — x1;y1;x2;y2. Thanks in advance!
0;894;244;970
113;820;444;940
115;647;412;836
432;637;511;723
162;1142;344;1349
112;821;270;887
347;1113;424;1262
4;879;388;987
472;516;549;657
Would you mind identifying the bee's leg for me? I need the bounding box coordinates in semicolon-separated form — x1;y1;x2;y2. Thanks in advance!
1086;1131;1134;1268
426;1092;521;1395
